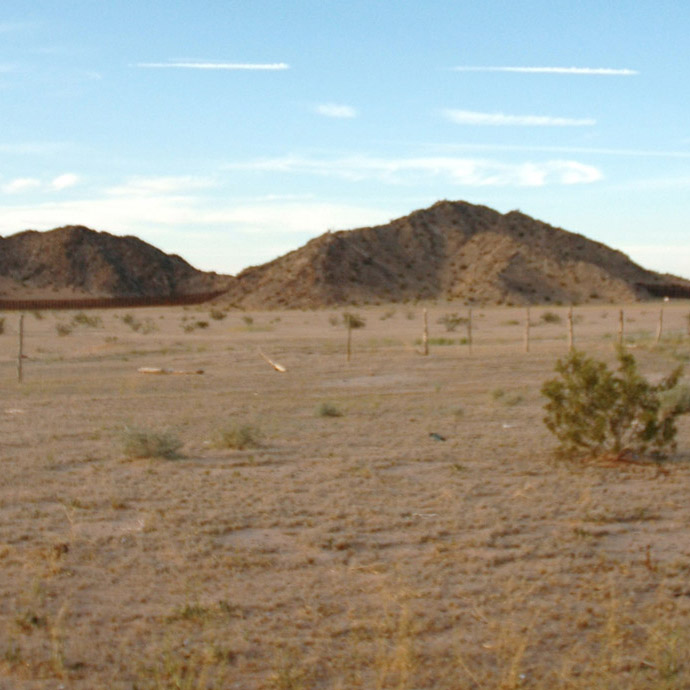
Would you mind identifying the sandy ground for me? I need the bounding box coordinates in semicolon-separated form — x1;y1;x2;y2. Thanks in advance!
1;301;690;689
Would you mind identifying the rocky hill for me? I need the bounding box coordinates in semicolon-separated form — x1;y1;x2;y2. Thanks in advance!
0;225;230;299
220;200;690;308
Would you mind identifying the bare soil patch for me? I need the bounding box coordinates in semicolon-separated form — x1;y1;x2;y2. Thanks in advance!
1;302;690;688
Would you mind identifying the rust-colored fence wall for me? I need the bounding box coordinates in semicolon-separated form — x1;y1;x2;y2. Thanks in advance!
0;290;225;311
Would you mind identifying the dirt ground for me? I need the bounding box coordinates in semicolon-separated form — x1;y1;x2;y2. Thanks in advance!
1;301;690;689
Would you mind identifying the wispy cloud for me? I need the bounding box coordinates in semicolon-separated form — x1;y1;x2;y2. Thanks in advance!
2;173;79;194
433;143;690;159
443;109;595;127
316;103;358;118
452;66;638;75
51;173;79;190
2;178;41;194
225;154;602;187
106;176;216;196
137;61;289;70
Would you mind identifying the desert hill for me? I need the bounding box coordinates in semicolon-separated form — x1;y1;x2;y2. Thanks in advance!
220;200;690;308
0;225;230;300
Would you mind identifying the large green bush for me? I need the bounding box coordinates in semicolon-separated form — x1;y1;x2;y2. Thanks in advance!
541;347;686;460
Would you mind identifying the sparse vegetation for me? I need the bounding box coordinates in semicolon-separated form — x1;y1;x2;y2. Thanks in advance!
437;312;467;332
0;317;4;335
122;428;183;459
213;423;261;450
72;312;102;328
542;347;686;460
120;313;157;334
540;310;562;324
316;402;342;418
242;315;254;326
55;323;73;337
209;308;227;321
342;311;366;329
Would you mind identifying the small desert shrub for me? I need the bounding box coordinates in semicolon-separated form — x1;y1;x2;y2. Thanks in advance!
540;311;562;324
542;347;686;460
209;308;227;321
183;320;209;332
316;402;342;418
121;313;157;334
72;312;102;328
242;315;254;326
56;323;73;336
122;428;182;459
214;423;260;450
438;312;467;332
343;312;366;329
328;314;340;327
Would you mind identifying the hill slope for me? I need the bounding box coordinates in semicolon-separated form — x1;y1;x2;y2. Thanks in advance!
0;225;230;299
221;200;690;308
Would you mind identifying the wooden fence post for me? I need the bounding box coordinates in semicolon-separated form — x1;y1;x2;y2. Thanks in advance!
422;308;429;356
567;306;574;351
524;307;531;353
618;309;624;347
17;313;24;383
656;306;664;345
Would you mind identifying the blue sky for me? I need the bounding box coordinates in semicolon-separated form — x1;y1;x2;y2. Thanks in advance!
1;1;690;278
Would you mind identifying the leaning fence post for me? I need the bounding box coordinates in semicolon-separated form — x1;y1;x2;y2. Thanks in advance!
567;306;574;351
524;307;531;353
17;313;24;383
656;306;664;345
618;309;624;347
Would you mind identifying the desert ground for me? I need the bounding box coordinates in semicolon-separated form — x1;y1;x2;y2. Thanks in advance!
1;301;690;689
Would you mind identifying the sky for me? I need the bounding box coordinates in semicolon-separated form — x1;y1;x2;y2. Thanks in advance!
1;0;690;278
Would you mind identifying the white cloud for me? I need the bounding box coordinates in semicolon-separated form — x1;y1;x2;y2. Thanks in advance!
2;178;41;194
51;173;79;190
452;66;638;75
225;154;602;187
0;189;389;273
106;175;216;196
316;103;358;118
433;143;690;158
137;61;289;70
443;109;595;127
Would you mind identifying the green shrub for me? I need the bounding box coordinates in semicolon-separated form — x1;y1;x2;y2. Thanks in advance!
343;312;366;329
316;402;342;418
122;428;182;459
72;312;102;328
437;312;467;332
213;423;260;450
540;311;562;324
542;347;685;460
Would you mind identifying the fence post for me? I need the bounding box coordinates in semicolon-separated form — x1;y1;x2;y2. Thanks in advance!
567;306;574;351
422;308;429;356
17;313;24;383
524;307;530;353
618;309;624;347
656;306;664;345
